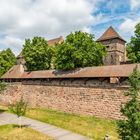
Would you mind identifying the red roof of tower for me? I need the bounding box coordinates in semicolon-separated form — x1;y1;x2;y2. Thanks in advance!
97;26;126;42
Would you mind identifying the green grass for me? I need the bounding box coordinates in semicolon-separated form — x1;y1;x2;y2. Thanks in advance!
26;108;119;140
0;105;119;140
0;124;53;140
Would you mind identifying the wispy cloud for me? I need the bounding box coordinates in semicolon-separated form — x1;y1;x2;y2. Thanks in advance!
0;0;102;55
130;0;140;10
0;0;139;55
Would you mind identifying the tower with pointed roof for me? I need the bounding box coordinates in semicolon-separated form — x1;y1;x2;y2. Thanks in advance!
97;26;126;65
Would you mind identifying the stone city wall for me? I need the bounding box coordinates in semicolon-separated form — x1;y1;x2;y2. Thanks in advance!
0;78;129;119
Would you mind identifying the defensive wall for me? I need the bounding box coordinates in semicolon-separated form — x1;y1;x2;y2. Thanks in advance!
1;64;139;119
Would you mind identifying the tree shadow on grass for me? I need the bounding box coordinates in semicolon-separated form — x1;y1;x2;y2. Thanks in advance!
0;109;5;113
12;124;30;128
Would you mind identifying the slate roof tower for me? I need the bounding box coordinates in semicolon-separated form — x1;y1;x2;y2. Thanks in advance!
97;26;126;65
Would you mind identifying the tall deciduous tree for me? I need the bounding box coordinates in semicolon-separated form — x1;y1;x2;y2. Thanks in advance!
22;37;54;71
0;48;16;76
55;31;106;70
117;66;140;140
127;23;140;63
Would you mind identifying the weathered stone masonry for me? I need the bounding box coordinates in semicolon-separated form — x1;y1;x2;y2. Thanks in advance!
0;79;129;120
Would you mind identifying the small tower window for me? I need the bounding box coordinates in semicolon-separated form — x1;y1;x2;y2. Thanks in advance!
106;46;109;50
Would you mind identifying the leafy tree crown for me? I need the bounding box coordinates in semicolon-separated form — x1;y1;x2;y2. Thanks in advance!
22;37;54;71
0;48;16;77
55;31;106;70
126;23;140;63
117;66;140;140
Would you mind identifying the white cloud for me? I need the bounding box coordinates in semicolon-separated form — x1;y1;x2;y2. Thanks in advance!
119;17;140;41
82;27;92;33
119;19;137;34
0;36;23;55
0;36;23;47
0;0;103;55
1;0;139;54
130;0;140;10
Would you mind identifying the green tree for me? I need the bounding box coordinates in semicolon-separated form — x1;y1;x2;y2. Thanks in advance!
117;66;140;140
9;96;28;128
0;48;16;76
22;37;54;71
127;23;140;63
55;31;106;70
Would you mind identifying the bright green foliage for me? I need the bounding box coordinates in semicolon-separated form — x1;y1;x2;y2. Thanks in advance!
54;43;75;70
9;97;28;118
0;48;16;76
22;37;54;71
117;66;140;140
127;23;140;63
55;31;106;70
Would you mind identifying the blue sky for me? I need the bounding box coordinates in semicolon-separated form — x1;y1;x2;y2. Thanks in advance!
92;0;140;40
0;0;140;55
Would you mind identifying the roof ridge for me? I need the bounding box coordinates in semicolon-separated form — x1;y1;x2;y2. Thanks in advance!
97;26;126;42
1;64;140;79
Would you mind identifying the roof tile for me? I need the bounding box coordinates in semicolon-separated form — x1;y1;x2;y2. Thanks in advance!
1;64;140;79
97;26;126;42
48;36;64;46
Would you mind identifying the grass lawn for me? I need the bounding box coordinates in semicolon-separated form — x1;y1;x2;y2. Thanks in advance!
0;105;119;140
0;124;53;140
26;108;119;140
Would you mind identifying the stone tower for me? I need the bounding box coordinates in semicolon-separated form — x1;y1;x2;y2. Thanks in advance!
97;26;126;65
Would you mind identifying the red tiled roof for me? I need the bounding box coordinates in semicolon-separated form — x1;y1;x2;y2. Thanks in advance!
48;36;64;46
17;36;64;58
1;64;140;79
97;26;126;42
1;64;24;79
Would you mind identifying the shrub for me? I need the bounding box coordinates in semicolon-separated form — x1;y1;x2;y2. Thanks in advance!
9;96;28;128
